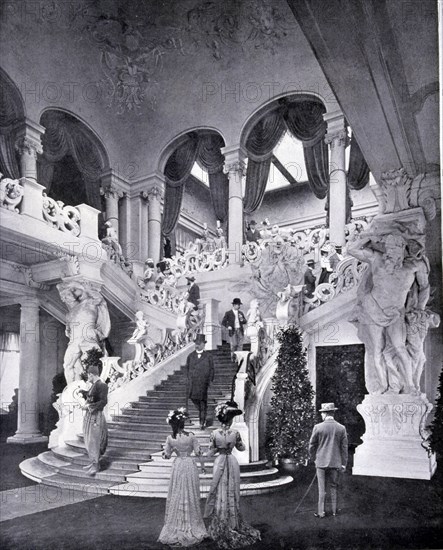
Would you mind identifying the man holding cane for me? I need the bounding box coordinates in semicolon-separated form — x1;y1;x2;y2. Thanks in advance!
309;402;348;518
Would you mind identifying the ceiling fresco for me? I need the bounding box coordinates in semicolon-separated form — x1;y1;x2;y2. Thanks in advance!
35;0;296;114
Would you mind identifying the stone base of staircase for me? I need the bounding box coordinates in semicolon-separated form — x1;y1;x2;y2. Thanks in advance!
20;344;293;498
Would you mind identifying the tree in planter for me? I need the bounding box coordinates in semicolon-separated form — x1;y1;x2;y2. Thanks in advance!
265;325;315;465
428;366;443;460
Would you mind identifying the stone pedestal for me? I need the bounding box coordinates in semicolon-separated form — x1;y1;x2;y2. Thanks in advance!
201;297;221;350
352;394;436;480
48;381;89;449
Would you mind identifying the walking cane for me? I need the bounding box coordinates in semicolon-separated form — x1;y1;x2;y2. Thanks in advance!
293;472;317;515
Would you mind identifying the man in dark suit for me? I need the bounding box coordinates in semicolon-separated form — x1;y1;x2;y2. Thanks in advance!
80;365;108;475
309;402;348;518
304;259;317;298
186;334;214;430
186;276;200;310
221;298;247;361
245;220;261;243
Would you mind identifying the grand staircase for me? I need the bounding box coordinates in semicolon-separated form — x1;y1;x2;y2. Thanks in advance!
20;343;293;497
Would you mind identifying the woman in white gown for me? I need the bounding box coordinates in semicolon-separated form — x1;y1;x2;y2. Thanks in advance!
158;408;208;547
204;401;261;549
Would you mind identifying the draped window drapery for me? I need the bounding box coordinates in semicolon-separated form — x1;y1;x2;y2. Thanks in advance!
243;99;330;213
162;134;200;237
162;132;230;236
197;134;229;224
243;99;370;215
38;112;106;210
244;110;286;214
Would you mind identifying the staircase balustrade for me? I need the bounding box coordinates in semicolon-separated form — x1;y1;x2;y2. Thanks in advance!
42;193;81;236
164;243;229;279
107;308;206;392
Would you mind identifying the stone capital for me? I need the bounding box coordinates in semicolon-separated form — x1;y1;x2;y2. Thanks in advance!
15;135;43;158
324;111;349;149
14;118;45;157
377;168;438;221
100;184;124;200
221;144;247;176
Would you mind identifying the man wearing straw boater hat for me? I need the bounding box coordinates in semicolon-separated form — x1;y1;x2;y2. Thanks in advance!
186;334;214;430
308;403;348;518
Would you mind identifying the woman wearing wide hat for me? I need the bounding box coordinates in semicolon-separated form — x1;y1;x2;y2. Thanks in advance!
204;401;261;548
158;408;208;546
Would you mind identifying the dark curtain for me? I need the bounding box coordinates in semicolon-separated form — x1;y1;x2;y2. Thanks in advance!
283;100;329;199
244;110;286;213
162;134;200;237
347;136;369;190
197;134;228;223
0;72;23;179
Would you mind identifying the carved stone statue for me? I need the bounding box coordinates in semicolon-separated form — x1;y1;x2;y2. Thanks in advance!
102;221;123;260
128;310;149;343
246;299;264;357
348;227;431;395
213;226;227;250
57;281;111;384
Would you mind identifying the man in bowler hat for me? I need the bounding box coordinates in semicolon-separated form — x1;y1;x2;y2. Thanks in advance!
186;334;214;430
221;298;247;361
309;403;348;518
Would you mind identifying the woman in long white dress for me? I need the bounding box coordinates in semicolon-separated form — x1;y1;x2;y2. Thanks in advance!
204;401;261;549
158;408;208;547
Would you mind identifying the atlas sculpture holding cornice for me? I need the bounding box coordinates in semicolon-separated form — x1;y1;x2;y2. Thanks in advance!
348;222;435;396
57;281;111;384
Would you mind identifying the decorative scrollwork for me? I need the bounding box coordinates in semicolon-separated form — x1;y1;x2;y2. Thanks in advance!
42;194;81;236
0;176;24;212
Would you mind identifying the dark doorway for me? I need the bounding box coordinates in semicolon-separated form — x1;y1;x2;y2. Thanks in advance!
315;344;366;445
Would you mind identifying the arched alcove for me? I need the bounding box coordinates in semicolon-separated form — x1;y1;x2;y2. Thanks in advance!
159;128;227;255
38;110;110;213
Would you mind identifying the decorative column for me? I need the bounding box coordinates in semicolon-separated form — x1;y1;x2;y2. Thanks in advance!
7;297;48;444
100;172;124;236
15;119;45;181
147;186;163;265
222;145;246;264
127;191;148;262
324;112;349;247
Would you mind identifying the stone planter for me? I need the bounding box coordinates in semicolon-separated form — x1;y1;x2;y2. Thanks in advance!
279;458;303;476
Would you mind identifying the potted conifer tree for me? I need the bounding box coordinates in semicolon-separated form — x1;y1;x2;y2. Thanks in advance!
265;325;315;475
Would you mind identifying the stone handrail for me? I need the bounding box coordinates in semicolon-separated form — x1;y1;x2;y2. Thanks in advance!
0;175;101;240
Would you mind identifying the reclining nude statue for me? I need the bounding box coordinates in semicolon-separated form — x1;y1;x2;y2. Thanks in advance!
58;281;111;384
348;230;432;395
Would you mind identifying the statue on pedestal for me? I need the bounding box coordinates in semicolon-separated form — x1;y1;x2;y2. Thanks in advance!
58;281;111;385
348;228;431;395
101;221;123;260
